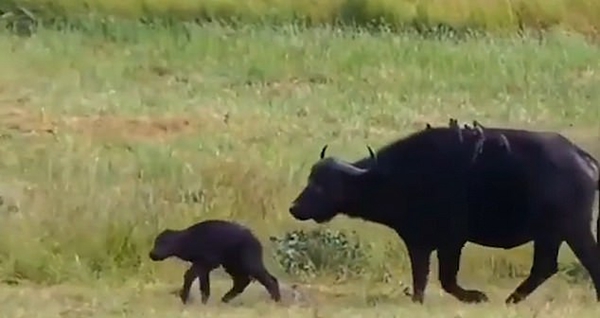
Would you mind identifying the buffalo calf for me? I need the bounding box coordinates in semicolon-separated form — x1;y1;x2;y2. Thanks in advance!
148;219;281;304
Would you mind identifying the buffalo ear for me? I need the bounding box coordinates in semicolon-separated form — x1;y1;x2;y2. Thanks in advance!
320;145;328;159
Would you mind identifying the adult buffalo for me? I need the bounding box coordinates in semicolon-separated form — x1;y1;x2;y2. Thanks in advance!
288;122;600;304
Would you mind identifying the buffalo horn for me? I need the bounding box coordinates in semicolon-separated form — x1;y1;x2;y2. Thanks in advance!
320;145;328;159
473;120;484;129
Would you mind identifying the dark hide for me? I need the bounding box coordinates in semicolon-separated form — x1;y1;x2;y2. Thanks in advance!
289;121;600;305
149;219;281;304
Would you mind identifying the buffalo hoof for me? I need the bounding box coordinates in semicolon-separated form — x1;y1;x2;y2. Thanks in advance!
200;295;210;304
178;290;189;304
460;290;489;303
402;287;425;304
505;293;524;305
411;294;425;304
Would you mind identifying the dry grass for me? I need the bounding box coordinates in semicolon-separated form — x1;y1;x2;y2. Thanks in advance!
0;19;598;316
2;279;600;318
5;0;600;37
0;106;223;142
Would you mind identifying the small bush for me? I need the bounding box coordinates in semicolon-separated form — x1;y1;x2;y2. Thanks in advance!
560;262;592;285
270;228;369;281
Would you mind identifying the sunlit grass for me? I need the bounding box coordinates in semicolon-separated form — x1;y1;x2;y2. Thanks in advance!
0;20;598;316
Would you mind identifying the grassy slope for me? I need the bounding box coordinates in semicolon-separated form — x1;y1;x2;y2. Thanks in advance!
0;22;598;316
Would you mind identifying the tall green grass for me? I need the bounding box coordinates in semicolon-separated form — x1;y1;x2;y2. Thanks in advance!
0;20;598;289
4;0;600;36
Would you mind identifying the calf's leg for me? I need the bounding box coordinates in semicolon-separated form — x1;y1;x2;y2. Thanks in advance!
240;249;281;302
179;264;214;304
250;268;281;302
437;244;489;303
193;264;212;304
505;238;561;304
221;274;252;303
179;266;196;304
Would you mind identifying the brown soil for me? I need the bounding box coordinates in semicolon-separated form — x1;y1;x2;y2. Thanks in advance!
0;107;229;143
62;115;197;142
0;107;596;155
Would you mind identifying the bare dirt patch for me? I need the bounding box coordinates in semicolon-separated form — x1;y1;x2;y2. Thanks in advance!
0;107;597;154
62;115;198;142
0;107;230;142
0;107;55;136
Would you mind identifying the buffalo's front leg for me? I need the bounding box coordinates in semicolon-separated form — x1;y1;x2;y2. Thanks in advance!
437;244;489;303
406;245;433;303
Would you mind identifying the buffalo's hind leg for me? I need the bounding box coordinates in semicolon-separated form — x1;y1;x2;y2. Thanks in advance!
564;222;600;301
437;244;489;303
505;238;561;304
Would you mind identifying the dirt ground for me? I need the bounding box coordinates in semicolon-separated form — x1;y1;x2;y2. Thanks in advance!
0;107;597;153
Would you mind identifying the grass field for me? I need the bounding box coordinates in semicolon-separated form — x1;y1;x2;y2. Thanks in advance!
5;0;600;37
0;20;599;317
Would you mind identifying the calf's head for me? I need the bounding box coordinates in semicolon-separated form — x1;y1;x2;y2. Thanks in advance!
148;229;181;261
289;145;378;223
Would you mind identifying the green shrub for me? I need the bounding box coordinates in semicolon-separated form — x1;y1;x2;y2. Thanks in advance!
270;228;369;281
560;262;592;285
